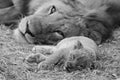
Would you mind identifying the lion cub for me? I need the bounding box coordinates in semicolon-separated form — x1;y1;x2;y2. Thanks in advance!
26;36;98;72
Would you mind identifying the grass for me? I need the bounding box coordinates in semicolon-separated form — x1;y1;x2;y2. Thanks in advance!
0;25;120;80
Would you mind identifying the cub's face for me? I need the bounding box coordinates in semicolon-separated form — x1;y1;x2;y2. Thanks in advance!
14;0;84;44
65;49;95;72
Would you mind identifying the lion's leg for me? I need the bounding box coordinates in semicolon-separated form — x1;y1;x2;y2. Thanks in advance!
0;0;30;24
12;0;29;15
0;0;13;9
0;6;21;24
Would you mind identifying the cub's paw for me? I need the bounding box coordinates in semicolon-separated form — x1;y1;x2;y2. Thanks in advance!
32;45;56;55
38;61;54;70
26;53;46;64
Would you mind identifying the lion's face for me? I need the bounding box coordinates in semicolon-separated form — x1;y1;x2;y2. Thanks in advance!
14;0;112;45
14;0;86;44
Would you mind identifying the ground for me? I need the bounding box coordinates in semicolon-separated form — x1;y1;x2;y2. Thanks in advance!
0;25;120;80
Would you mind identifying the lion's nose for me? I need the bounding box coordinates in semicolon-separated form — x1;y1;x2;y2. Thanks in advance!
25;16;43;35
25;21;35;37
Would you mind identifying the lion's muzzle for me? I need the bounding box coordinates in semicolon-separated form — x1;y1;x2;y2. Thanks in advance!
14;16;65;44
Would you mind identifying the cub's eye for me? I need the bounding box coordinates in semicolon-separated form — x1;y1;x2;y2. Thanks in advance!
49;5;56;14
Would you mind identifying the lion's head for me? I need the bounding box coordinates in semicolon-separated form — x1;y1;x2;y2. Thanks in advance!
14;0;113;45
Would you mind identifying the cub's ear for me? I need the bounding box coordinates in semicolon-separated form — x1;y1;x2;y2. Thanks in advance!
74;41;83;49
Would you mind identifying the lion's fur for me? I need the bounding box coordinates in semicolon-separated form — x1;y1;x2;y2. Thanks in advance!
9;0;120;44
0;0;120;24
0;0;120;44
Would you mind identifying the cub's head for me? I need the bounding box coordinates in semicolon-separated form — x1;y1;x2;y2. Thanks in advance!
65;49;96;72
14;0;113;45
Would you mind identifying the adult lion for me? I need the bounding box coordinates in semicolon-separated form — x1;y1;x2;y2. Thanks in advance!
0;0;120;44
11;0;120;45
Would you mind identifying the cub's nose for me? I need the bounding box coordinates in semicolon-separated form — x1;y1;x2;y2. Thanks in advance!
65;62;75;72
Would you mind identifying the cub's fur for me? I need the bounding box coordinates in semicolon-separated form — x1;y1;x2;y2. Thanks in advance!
26;36;97;71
